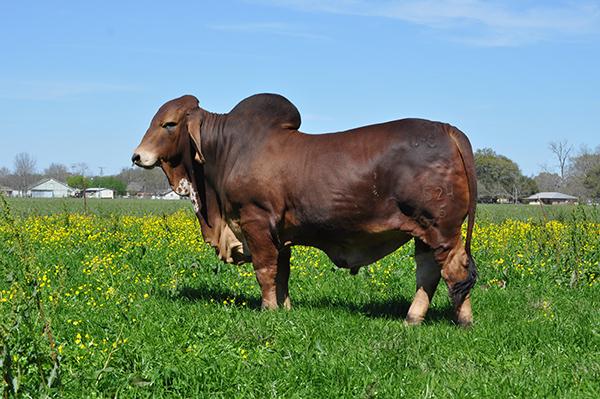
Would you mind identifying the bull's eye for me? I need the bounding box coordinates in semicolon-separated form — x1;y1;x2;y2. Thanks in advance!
162;122;177;131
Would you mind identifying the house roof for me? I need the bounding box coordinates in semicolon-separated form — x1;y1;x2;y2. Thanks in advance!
0;185;14;191
29;178;73;191
85;187;113;192
525;192;578;200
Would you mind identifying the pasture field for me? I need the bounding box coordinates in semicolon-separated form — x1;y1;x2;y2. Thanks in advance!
5;197;600;221
1;198;599;397
4;198;190;217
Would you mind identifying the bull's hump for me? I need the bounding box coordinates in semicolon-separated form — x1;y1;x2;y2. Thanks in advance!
230;93;301;130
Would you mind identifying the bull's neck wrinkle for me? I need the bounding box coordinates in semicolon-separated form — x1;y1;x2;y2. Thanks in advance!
201;110;226;139
200;109;226;160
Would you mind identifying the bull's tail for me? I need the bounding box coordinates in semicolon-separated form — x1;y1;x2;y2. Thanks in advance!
446;125;476;257
446;125;478;304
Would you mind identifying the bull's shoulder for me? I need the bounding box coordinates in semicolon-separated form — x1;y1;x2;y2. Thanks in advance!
230;93;301;130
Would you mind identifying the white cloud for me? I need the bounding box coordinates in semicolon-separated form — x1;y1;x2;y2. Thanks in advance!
255;0;600;46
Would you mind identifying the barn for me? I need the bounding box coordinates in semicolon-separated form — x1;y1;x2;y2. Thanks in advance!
28;178;74;198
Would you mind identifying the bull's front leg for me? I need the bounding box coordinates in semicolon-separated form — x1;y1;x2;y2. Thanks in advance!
253;254;278;310
241;209;291;310
250;240;291;310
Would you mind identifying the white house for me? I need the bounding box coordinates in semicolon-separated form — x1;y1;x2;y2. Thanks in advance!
161;190;185;200
85;188;115;199
525;192;578;205
28;178;74;198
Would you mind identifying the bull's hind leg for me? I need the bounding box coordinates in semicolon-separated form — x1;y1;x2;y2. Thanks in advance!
405;239;441;326
276;247;292;309
439;241;477;326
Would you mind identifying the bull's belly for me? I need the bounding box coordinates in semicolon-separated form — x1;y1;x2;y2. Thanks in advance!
305;230;412;269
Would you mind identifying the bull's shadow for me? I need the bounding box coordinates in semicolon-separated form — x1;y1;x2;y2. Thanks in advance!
171;284;455;324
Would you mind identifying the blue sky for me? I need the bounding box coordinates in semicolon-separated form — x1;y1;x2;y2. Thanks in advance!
1;0;599;176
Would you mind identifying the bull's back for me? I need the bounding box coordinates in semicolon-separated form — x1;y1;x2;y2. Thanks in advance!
283;118;462;225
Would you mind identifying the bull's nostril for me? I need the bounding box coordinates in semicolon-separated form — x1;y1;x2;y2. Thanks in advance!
131;153;141;164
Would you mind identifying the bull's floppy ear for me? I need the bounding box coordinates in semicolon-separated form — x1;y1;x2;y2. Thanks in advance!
186;108;205;164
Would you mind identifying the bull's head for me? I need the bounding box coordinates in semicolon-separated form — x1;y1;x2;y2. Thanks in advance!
131;95;201;195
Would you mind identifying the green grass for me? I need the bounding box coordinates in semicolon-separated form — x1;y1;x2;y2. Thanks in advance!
4;197;190;217
56;280;599;398
476;203;600;223
1;199;599;397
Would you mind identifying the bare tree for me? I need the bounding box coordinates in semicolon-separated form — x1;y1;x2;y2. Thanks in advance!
564;146;600;199
44;163;70;182
117;167;170;195
0;166;10;187
549;140;573;185
14;152;37;194
534;172;561;192
70;162;89;176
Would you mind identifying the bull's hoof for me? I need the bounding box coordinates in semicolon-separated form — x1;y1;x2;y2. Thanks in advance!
403;315;423;326
261;301;278;310
456;317;473;328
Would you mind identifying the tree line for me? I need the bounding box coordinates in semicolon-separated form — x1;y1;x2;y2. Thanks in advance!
0;153;170;196
475;141;600;203
2;141;599;201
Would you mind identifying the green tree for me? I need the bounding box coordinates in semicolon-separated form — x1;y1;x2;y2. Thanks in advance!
67;175;89;189
583;164;600;200
518;175;538;198
474;148;536;202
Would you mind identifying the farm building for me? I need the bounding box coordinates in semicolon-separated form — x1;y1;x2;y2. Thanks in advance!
160;190;184;200
28;178;75;198
0;185;16;197
85;188;115;199
525;192;578;205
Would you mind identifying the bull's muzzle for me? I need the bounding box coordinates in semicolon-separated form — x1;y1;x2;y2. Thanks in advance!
131;151;159;169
